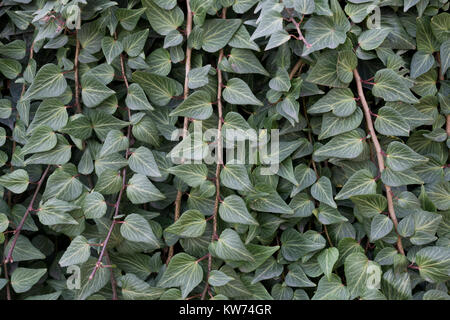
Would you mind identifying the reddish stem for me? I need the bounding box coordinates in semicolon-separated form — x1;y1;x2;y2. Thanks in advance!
4;165;50;263
89;52;132;283
201;7;227;300
167;0;194;265
353;69;404;255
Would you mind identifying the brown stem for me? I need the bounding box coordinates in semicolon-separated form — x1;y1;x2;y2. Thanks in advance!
2;237;11;300
353;69;404;255
167;0;194;265
4;165;50;263
104;251;118;300
302;97;319;178
289;59;303;80
437;53;450;137
201;7;227;300
446;115;450;137
89;53;132;282
436;52;445;82
323;226;333;247
74;31;81;113
288;13;311;48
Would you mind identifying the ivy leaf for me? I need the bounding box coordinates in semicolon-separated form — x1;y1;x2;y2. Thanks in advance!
248;190;294;214
319;108;363;140
143;0;184;36
415;247;450;283
425;182;450;211
169;90;213;120
317;204;348;225
157;253;203;299
335;169;377;200
132;71;180;107
281;229;326;261
302;0;351;55
22;64;67;101
416;17;440;54
0;213;8;233
101;37;123;64
201;19;241;52
344;252;375;298
209;228;255;263
95;170;123;195
82;192;107;219
59;236;91;267
188;65;212;89
28;99;68;132
219;195;258;226
81;75;115;108
314;130;365;160
163;30;183;49
293;0;315;14
285;263;316;288
252;257;283;284
0;39;26;59
308;88;356;117
306;51;347;87
370;214;393;241
0;169;29;194
318;247;339;281
126;83;154;111
43;169;83;202
11;268;47;294
430;12;450;42
311;274;350;300
385;141;428;171
60;115;92;140
311;176;337;208
381;269;412;300
4;235;45;262
22;126;57;155
410;51;434;78
250;10;283;41
289;193;315;218
265;30;291;51
208;270;234;287
126;174;165;204
381;167;424;187
0;99;12;119
372;69;419;104
120;274;164;300
337;50;357;83
129;146;161;177
167;164;208;188
350;194;387;218
229;24;260;51
165;209;206;238
374;106;410;137
291;164;317;197
220;164;252;192
223;78;263;106
99;130;129;158
0;58;22;79
228;48;269;76
269;68;291;92
439;41;450;75
37;198;79;226
120;213;160;247
145;48;172;76
358;28;391;51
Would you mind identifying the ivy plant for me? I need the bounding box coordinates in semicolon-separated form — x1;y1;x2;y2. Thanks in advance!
0;0;449;301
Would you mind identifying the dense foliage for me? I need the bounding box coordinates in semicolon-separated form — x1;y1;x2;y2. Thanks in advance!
0;0;449;301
